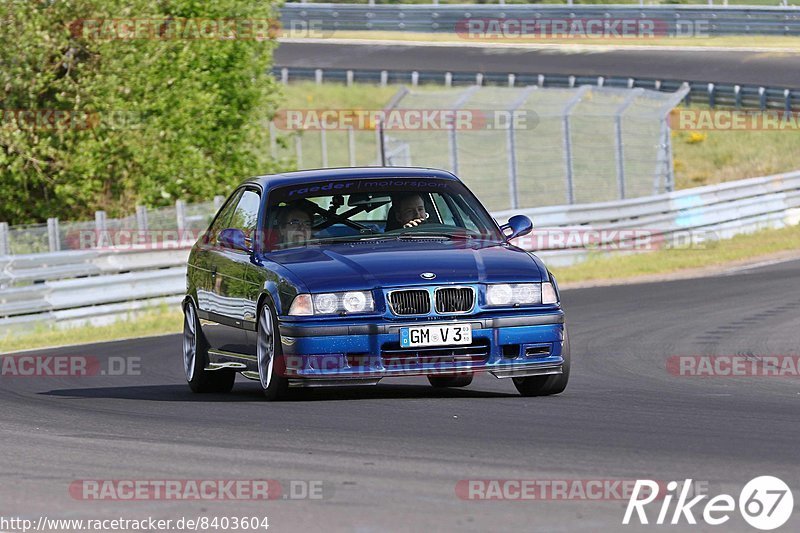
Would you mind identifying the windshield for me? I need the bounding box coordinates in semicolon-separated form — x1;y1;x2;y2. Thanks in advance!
264;177;503;251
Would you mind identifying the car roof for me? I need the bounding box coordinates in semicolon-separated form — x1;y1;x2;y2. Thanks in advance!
244;167;461;190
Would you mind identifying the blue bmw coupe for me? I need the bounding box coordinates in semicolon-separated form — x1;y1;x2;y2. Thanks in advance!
183;167;568;399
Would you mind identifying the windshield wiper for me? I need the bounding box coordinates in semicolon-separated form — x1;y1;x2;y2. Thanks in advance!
395;231;474;240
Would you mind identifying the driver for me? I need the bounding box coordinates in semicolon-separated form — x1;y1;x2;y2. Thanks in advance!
276;204;313;248
392;193;428;229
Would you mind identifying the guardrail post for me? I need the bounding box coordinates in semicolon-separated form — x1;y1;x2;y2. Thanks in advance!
508;74;515;87
348;126;356;166
213;196;225;211
346;70;354;87
708;83;716;108
734;85;742;109
445;72;452;87
0;222;9;255
411;71;419;87
784;89;792;114
136;205;149;232
281;67;288;85
314;68;323;85
320;128;329;167
380;70;388;87
476;73;484;86
568;76;576;88
538;74;545;87
175;200;186;233
47;217;61;252
759;87;767;111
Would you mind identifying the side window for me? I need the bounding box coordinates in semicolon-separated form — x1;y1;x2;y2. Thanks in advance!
227;189;261;249
206;189;242;245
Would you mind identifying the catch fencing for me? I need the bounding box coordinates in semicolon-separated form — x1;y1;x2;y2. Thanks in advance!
271;84;689;212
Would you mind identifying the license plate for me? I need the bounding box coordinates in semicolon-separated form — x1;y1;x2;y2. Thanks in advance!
400;324;472;348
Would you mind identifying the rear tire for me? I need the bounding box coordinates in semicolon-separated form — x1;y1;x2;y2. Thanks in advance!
513;330;570;397
183;300;235;393
428;374;473;388
257;301;290;401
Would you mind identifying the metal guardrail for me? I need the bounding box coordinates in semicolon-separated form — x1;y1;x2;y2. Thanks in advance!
273;66;800;112
1;171;799;335
280;4;800;36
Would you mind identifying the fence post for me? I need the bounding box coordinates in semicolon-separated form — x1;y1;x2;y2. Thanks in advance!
136;205;149;232
505;86;537;210
269;122;277;158
348;126;356;166
47;217;61;252
95;210;107;233
175;200;186;235
295;134;304;168
613;89;644;201
0;222;9;255
320;128;329;167
376;119;386;166
562;86;591;205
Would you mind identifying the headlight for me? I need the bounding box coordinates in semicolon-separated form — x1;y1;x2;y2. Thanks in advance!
289;291;375;316
486;283;542;307
541;282;559;305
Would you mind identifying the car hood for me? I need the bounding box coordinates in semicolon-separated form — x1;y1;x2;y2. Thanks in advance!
266;240;546;293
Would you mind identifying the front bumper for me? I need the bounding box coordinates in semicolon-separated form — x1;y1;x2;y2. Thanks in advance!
277;311;566;385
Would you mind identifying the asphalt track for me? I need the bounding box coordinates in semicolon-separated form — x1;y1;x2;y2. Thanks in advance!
2;258;799;532
273;41;800;87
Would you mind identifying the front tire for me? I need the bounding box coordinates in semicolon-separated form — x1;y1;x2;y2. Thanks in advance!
257;301;290;401
183;300;235;393
428;374;473;388
513;330;570;397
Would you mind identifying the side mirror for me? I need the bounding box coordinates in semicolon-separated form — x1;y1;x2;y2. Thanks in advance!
218;228;251;253
501;215;533;241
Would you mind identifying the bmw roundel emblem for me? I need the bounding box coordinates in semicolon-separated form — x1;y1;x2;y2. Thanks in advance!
420;272;436;280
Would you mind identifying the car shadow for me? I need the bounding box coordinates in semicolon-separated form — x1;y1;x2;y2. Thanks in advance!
41;382;518;402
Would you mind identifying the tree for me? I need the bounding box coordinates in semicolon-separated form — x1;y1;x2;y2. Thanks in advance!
0;0;285;224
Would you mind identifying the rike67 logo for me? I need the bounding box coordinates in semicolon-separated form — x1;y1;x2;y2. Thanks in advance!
624;476;794;530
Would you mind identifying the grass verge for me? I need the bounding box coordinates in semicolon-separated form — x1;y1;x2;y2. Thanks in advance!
0;305;182;354
550;223;800;284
